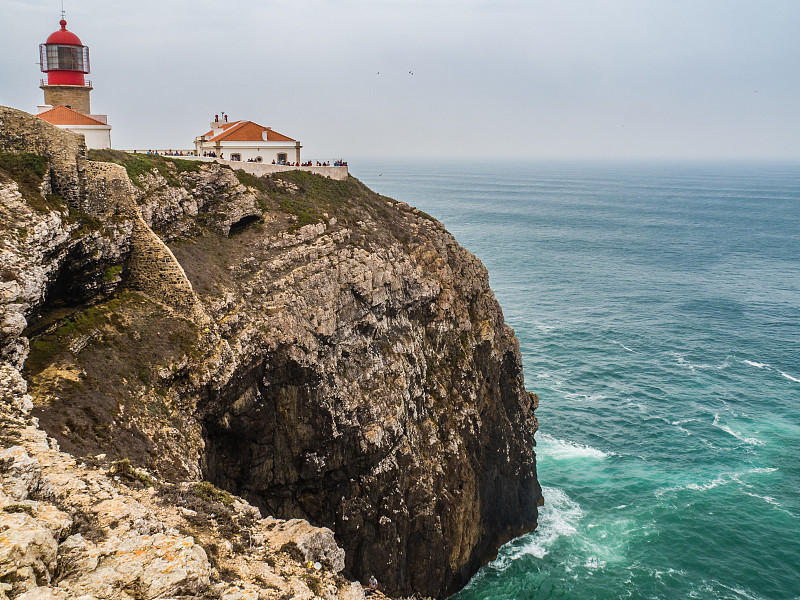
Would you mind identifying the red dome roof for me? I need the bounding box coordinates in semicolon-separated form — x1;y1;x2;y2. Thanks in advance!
46;20;83;46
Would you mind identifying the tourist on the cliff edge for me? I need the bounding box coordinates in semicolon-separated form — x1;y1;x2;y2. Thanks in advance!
365;575;378;596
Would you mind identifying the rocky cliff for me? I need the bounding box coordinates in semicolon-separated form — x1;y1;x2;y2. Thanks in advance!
0;106;541;599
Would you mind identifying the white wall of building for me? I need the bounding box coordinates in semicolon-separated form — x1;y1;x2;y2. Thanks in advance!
197;140;301;163
59;124;112;149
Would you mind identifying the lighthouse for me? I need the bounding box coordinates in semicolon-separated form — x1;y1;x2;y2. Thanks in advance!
37;18;112;149
39;19;92;113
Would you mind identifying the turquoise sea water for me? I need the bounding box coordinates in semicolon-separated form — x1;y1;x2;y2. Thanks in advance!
350;160;800;600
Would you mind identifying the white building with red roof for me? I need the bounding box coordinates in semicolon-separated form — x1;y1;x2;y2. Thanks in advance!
38;105;111;149
194;118;301;164
36;18;111;149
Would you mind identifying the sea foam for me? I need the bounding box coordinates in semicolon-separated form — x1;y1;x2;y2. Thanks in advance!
537;432;610;460
656;467;778;497
497;486;582;564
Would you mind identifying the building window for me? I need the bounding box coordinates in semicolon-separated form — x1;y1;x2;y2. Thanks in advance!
255;156;263;163
231;153;241;161
277;153;287;164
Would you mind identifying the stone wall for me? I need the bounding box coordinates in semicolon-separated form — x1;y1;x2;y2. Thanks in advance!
83;161;138;218
233;161;349;181
0;106;87;211
83;162;206;319
142;155;350;181
40;84;92;114
127;218;206;319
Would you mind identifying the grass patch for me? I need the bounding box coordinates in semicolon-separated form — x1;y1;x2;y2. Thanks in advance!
24;302;117;377
25;291;200;474
0;153;65;212
87;149;201;188
265;170;438;240
268;171;364;230
235;169;271;211
235;168;267;192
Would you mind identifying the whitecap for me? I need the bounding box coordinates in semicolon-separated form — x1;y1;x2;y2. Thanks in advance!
780;371;800;383
563;392;607;402
536;432;610;460
742;359;769;369
533;321;556;333
711;413;763;446
742;491;780;507
611;340;636;353
686;476;728;492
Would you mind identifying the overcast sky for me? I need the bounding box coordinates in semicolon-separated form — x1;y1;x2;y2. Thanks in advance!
2;0;799;160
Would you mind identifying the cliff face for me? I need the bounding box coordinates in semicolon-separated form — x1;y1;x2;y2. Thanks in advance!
0;106;541;599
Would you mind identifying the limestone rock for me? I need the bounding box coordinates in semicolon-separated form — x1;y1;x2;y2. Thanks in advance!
56;533;210;599
0;512;58;593
0;447;42;502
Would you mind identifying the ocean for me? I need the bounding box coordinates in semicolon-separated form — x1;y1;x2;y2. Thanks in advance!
349;160;800;600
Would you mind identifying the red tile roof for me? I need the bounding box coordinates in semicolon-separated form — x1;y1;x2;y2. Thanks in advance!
38;106;107;126
201;121;239;138
205;120;296;143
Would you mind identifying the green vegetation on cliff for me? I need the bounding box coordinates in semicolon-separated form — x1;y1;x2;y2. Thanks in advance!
87;149;201;188
24;291;200;475
0;152;64;212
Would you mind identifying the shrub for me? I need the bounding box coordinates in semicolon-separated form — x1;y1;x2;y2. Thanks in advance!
103;265;123;281
192;481;234;506
279;540;305;562
108;458;155;487
2;504;34;516
301;572;323;596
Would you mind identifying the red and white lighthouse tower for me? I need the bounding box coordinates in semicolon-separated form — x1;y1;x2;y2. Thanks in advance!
40;19;92;114
37;18;111;149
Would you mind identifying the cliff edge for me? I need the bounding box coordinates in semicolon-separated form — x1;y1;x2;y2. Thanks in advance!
0;106;541;599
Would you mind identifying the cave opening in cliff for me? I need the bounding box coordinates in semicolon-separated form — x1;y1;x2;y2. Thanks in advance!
228;215;261;236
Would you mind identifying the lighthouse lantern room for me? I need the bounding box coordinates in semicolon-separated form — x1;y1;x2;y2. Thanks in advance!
37;18;111;149
39;19;92;113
